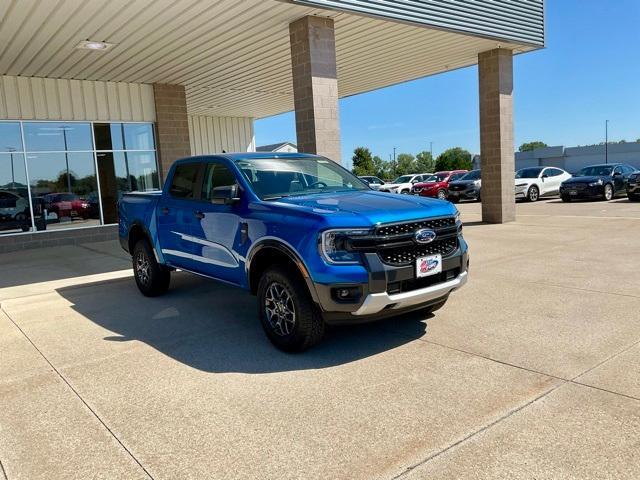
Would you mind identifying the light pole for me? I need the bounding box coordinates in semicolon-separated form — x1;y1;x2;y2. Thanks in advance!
59;126;73;193
605;120;609;164
7;147;16;185
429;141;433;158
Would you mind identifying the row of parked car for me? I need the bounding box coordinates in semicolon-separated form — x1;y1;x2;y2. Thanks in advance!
359;162;640;203
0;190;96;233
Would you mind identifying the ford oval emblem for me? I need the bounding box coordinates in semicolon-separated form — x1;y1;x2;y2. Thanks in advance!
414;228;437;244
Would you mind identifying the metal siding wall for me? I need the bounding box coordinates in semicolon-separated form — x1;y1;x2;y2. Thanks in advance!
188;115;256;155
0;76;156;121
290;0;544;46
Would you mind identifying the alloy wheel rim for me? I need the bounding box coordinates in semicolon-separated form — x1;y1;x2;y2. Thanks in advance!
530;188;538;201
605;185;613;200
438;190;446;199
136;251;151;286
264;282;296;336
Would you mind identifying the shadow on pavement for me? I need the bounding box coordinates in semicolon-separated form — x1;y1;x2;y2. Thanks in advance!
56;271;429;374
0;242;130;290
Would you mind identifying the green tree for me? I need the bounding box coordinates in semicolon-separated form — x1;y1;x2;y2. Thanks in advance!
518;141;547;152
351;147;375;176
372;155;388;179
435;147;473;171
415;151;435;173
395;153;416;176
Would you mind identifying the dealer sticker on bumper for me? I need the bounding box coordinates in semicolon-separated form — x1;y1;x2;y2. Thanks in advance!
416;254;442;278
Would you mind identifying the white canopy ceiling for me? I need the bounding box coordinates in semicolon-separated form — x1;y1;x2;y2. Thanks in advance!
0;0;536;119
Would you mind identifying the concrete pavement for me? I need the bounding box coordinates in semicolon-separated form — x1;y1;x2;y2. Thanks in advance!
1;199;639;479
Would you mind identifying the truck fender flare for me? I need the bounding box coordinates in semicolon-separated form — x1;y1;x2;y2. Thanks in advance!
245;238;319;303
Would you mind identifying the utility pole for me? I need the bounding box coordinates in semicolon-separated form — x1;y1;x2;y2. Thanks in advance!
605;120;609;164
429;141;433;158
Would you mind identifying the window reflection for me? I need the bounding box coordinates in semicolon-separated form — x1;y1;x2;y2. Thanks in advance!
123;124;154;150
27;152;100;228
94;123;125;151
24;122;93;152
0;122;23;152
0;152;33;233
0;121;158;235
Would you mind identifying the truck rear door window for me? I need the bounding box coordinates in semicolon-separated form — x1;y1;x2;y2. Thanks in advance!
170;164;200;199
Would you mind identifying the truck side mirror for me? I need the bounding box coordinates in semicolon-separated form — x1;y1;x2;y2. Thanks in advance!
211;184;240;205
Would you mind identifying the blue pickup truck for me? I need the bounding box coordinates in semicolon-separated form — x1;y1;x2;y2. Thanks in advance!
119;153;469;351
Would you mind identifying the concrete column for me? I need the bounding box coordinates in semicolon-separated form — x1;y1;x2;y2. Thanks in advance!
289;16;341;163
478;48;516;223
153;83;191;181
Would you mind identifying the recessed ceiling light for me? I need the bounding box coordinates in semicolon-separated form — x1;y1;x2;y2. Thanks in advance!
76;40;115;51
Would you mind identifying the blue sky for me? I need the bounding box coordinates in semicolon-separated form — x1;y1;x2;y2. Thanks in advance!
255;0;640;168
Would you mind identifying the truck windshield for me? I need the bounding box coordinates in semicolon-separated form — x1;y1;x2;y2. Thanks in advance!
235;157;369;200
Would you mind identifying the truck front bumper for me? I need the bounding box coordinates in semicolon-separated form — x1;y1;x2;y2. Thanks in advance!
312;237;469;324
352;271;467;316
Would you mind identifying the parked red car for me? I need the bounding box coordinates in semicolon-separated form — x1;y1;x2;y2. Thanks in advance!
412;170;469;199
43;193;91;220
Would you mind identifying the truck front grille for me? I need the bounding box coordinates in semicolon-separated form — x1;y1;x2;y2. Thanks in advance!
373;216;459;267
376;217;456;237
378;237;458;266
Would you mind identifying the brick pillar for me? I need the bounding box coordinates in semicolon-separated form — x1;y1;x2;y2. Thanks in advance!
478;48;515;223
289;16;341;163
153;83;191;181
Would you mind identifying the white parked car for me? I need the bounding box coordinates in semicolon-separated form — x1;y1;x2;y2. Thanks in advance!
378;173;432;194
358;176;385;190
515;166;572;202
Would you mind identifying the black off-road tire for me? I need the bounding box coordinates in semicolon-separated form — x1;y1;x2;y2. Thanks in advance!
257;266;325;352
132;239;170;297
527;185;539;202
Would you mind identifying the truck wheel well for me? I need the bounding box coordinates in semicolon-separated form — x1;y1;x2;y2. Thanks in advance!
128;224;149;253
249;247;305;295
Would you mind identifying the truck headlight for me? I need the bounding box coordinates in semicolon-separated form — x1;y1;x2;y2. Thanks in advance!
589;179;603;186
319;229;368;264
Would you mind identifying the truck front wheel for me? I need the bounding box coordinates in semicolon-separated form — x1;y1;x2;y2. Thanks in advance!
132;239;170;297
257;266;325;352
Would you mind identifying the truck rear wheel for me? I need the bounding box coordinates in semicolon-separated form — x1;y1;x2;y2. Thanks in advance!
132;239;170;297
257;266;325;352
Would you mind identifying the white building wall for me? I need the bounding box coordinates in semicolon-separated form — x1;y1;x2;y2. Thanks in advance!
0;76;155;122
188;115;255;155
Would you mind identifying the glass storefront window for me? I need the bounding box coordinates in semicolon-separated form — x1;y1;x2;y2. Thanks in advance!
27;152;100;228
0;121;159;235
0;122;23;152
94;123;125;151
124;124;154;150
0;152;32;234
23;122;93;152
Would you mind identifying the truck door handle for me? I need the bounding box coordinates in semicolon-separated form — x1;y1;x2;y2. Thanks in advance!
194;211;205;219
161;207;169;215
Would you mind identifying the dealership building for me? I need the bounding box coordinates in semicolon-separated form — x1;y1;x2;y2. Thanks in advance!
0;0;544;252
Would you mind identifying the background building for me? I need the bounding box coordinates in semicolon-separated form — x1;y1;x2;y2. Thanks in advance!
256;142;298;153
0;0;544;251
516;143;640;173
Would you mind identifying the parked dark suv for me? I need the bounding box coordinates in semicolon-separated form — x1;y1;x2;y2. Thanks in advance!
560;163;636;201
627;171;640;201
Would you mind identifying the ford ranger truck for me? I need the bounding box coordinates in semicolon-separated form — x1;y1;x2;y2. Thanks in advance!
118;153;469;352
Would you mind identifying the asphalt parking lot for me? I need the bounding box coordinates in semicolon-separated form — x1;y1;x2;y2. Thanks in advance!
1;198;639;480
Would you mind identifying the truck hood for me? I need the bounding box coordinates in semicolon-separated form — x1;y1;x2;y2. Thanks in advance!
273;190;456;225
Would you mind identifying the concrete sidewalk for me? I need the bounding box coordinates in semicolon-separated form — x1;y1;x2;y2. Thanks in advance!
1;200;639;479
